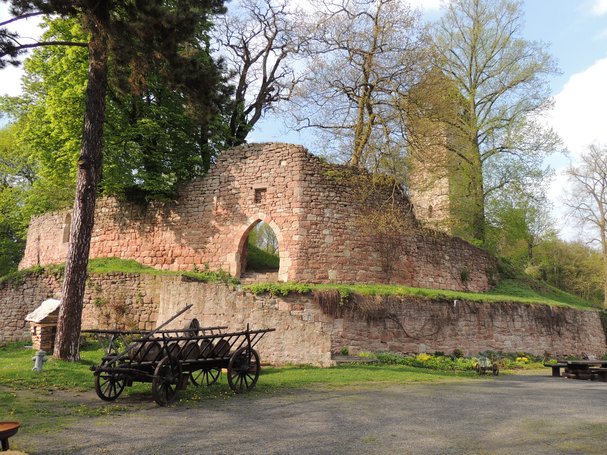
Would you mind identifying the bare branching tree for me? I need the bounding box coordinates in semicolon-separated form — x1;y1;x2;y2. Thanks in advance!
287;0;429;170
215;0;304;146
564;145;607;308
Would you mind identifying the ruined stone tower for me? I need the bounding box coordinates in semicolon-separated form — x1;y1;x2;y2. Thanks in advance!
406;70;476;241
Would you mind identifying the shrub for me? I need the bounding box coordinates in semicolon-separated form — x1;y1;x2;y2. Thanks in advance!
373;352;477;372
452;348;464;358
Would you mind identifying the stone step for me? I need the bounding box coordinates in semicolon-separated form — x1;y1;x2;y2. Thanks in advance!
332;355;379;365
240;271;279;284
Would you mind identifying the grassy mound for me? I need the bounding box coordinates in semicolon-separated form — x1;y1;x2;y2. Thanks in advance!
246;244;279;271
246;278;601;311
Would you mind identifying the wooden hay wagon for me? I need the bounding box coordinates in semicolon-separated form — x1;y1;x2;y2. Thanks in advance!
84;306;275;406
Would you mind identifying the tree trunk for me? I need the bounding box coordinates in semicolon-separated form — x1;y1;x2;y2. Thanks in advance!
603;259;607;310
53;9;109;361
468;140;485;244
602;234;607;310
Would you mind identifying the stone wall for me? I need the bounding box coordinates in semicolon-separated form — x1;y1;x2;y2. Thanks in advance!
2;271;605;362
158;279;334;366
330;297;607;357
20;143;495;292
0;271;160;345
0;272;59;345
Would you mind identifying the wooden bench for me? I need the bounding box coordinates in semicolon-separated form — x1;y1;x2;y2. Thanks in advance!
591;367;607;382
560;360;607;380
545;362;567;377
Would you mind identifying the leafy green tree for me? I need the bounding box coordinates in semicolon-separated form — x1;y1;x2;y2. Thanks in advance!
1;0;227;360
0;124;31;275
430;0;560;243
248;221;278;254
486;192;555;269
3;17;229;204
530;239;604;305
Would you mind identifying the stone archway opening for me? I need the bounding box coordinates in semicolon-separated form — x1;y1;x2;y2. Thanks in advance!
239;221;280;283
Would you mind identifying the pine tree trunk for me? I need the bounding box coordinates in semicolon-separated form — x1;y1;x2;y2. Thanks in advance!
53;9;109;361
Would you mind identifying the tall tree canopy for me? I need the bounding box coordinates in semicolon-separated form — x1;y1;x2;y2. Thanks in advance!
289;0;429;170
430;0;560;243
0;0;227;360
0;124;31;275
3;17;229;205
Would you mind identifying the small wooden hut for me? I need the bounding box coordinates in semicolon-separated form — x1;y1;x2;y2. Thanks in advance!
25;299;61;351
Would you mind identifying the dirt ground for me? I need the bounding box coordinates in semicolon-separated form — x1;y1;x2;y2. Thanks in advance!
11;374;607;454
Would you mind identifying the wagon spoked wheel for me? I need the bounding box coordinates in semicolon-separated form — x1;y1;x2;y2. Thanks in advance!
190;367;221;386
95;360;126;402
227;347;260;394
152;356;182;406
95;359;126;401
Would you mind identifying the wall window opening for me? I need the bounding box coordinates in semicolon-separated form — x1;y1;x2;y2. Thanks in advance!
254;188;267;204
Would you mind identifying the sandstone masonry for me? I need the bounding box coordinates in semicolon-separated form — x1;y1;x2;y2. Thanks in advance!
20;143;495;292
2;271;605;363
0;271;159;345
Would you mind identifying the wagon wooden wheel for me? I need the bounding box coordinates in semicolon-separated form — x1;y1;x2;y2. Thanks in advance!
190;367;221;386
95;359;126;402
227;347;260;394
152;356;183;406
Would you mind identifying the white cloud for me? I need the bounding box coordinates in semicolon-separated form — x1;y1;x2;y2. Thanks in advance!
545;57;607;240
592;0;607;15
547;57;607;159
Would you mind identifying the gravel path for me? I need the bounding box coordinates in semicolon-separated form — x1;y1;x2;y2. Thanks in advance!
16;375;607;454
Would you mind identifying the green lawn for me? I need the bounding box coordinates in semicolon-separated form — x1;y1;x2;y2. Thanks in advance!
0;343;475;394
0;342;479;436
245;244;279;271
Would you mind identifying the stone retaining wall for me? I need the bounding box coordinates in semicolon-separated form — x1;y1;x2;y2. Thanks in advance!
2;272;605;362
0;271;160;345
329;297;607;357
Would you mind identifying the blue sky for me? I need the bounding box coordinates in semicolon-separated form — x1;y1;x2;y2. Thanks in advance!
1;0;607;239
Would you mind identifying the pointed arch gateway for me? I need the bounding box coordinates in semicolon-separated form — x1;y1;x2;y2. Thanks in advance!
229;214;289;282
